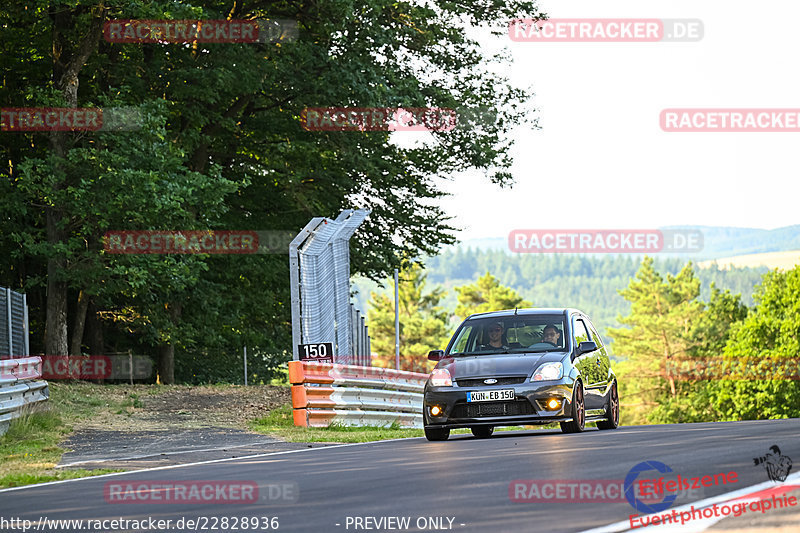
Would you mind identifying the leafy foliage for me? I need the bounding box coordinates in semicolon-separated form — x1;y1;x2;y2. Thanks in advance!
0;0;541;382
454;271;532;320
707;266;800;420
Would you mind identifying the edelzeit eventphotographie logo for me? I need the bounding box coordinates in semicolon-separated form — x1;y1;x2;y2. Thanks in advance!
754;445;793;482
624;460;738;514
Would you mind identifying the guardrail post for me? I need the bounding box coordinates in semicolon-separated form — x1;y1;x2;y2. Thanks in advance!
6;288;12;357
23;293;29;357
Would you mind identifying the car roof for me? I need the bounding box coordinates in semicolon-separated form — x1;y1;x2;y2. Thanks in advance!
466;308;585;320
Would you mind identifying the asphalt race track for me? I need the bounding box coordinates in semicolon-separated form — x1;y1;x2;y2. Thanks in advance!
2;419;799;533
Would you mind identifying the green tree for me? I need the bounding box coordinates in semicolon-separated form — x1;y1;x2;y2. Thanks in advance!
367;264;451;372
608;257;705;424
1;0;542;382
454;272;531;319
645;285;748;424
707;266;800;420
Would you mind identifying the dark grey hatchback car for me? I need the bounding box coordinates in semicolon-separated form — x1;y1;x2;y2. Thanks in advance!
423;308;619;441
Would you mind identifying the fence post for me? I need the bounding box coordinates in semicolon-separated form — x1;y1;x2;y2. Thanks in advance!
23;293;29;357
6;288;12;357
243;345;248;386
394;269;400;370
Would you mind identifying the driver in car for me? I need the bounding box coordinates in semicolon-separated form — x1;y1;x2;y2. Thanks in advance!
479;322;509;350
542;324;562;347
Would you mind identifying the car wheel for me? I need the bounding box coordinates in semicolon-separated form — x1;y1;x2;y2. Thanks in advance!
424;426;450;441
597;381;620;430
471;426;494;438
560;382;586;434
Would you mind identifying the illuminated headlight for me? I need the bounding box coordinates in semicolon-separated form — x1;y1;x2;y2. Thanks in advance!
430;405;443;416
429;368;452;387
531;362;563;382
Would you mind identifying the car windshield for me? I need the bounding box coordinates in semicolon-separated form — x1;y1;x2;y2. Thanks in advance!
446;315;568;356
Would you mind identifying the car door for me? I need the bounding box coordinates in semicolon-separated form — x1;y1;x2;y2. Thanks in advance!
571;316;599;409
584;317;612;393
572;316;604;410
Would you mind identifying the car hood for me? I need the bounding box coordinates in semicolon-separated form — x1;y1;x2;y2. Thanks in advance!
436;352;565;379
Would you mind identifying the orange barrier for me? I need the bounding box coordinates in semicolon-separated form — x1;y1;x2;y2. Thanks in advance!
289;361;427;428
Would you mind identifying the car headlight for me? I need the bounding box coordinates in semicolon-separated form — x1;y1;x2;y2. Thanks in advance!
531;362;563;382
429;368;452;387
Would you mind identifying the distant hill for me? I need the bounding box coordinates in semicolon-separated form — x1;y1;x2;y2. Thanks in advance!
698;250;800;271
453;225;800;260
353;249;770;344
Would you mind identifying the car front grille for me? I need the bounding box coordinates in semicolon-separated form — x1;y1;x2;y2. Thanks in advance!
451;400;535;418
456;376;527;387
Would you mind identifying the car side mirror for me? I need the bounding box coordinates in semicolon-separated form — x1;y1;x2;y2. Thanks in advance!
577;341;598;355
428;350;445;361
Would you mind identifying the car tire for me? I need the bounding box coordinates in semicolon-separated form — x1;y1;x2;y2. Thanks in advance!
471;426;494;438
596;381;620;430
424;426;450;441
560;382;586;434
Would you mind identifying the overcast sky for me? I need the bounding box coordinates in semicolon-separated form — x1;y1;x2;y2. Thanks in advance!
430;0;800;240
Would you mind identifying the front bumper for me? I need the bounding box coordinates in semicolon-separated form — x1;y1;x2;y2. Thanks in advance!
423;380;574;429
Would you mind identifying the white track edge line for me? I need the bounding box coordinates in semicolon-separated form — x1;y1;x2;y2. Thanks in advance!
55;440;286;468
0;436;419;494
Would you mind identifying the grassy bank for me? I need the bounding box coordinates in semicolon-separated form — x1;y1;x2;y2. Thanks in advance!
250;405;428;442
250;405;558;442
0;384;130;488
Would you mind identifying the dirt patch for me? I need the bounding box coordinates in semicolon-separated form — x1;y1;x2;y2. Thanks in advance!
73;384;291;432
53;383;302;470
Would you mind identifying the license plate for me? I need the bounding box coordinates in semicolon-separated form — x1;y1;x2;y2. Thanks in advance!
466;389;515;402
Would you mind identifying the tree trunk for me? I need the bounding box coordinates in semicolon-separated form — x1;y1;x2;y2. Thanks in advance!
157;302;182;384
158;344;175;385
70;290;89;355
45;4;106;359
45;242;69;357
86;302;104;355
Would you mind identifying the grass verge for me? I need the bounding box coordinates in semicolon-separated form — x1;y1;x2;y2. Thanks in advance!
0;384;127;488
249;405;559;443
250;405;426;442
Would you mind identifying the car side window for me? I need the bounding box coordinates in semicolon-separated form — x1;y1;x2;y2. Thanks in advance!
573;318;591;346
585;320;606;350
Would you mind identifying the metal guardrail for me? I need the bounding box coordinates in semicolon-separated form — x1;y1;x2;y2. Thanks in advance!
0;356;49;435
289;361;427;428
